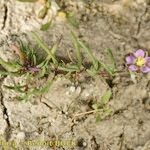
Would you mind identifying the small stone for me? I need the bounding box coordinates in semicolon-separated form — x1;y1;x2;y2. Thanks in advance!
83;142;87;147
66;91;70;95
76;86;81;95
69;86;76;93
16;132;25;140
4;114;8;119
65;111;68;115
84;91;90;97
91;8;98;15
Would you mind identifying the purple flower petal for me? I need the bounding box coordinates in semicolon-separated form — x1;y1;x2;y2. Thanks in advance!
126;55;136;65
134;49;145;58
140;66;150;73
145;57;150;67
128;65;138;71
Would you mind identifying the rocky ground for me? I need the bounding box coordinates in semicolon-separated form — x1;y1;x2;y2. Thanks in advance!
0;0;150;150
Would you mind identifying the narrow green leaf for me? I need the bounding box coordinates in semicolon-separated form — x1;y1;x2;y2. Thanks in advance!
106;49;117;72
66;13;79;28
86;68;97;77
79;41;99;70
37;59;48;68
39;78;53;93
32;32;58;65
33;54;37;66
16;78;54;101
58;65;79;72
96;114;101;123
40;21;52;31
71;31;82;68
98;60;114;76
0;58;21;72
4;84;25;93
0;71;14;76
101;90;112;105
129;71;137;83
92;103;99;111
38;6;48;19
51;42;59;55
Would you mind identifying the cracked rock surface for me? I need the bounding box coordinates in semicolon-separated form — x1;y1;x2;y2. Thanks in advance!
0;0;150;150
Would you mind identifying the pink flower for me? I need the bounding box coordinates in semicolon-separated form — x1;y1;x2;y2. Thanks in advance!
126;49;150;73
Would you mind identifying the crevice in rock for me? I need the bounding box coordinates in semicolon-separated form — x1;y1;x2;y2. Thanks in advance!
91;136;100;150
136;6;148;35
0;86;11;141
70;120;76;133
41;101;53;110
119;126;125;150
1;4;8;30
113;107;128;115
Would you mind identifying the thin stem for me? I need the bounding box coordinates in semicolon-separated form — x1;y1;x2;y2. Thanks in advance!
74;110;97;117
32;32;58;65
71;31;82;68
79;41;99;70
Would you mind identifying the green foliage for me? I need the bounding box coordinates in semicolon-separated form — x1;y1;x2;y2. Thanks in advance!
79;40;99;71
70;32;117;77
101;90;112;105
38;6;49;19
92;90;112;122
0;58;21;73
0;32;117;101
40;21;52;31
66;12;79;28
74;90;113;122
0;38;55;101
71;31;82;68
107;48;117;72
129;71;137;83
16;0;79;30
4;78;54;101
31;32;58;65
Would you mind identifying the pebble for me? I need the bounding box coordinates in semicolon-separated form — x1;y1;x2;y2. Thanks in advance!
16;132;26;140
76;86;81;95
69;86;76;93
84;91;90;97
4;114;8;119
83;142;87;147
